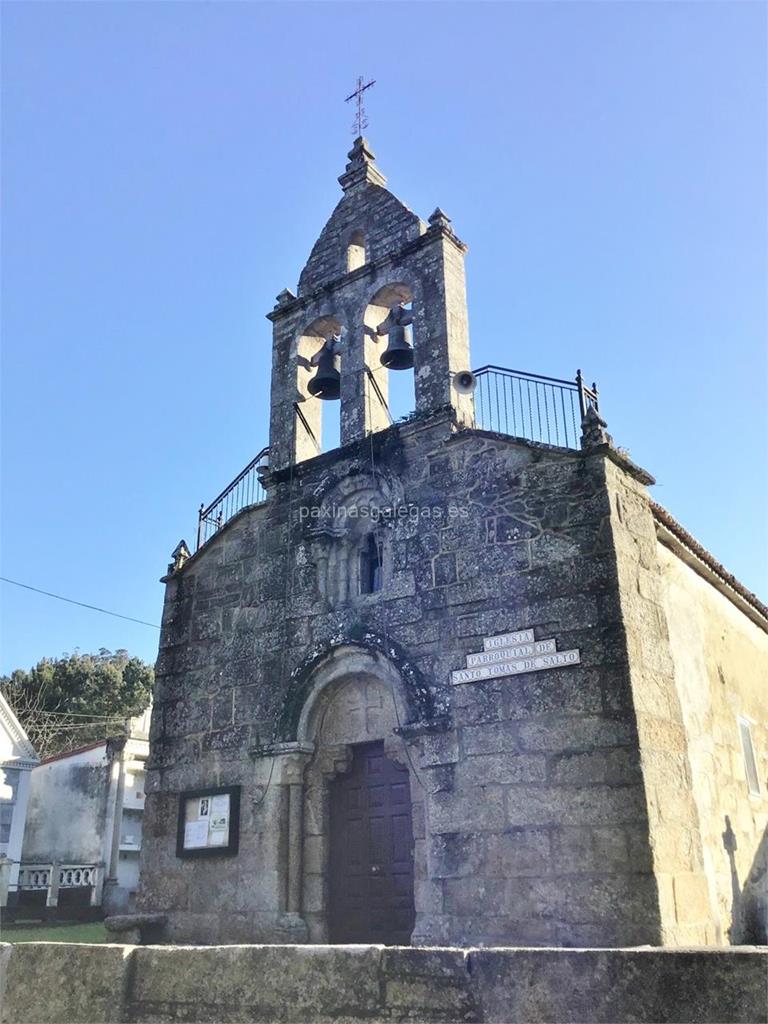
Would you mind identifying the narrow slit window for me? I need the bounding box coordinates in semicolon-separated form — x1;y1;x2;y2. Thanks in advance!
359;534;383;594
738;717;761;796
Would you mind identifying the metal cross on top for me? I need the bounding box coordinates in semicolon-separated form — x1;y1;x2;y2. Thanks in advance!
345;76;376;137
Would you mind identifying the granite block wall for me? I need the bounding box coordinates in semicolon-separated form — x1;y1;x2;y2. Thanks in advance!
138;413;681;946
2;942;766;1024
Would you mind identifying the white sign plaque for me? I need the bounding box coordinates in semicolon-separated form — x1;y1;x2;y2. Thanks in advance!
467;638;556;668
483;630;534;650
452;628;581;685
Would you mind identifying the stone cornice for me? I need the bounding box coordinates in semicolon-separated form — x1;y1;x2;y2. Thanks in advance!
267;227;467;323
266;407;455;487
0;692;39;763
597;444;656;486
0;758;38;771
250;741;316;760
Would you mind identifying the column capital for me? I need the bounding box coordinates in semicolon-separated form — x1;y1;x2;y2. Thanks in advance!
253;741;315;784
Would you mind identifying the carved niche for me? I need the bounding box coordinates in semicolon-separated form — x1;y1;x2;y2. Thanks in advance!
308;473;403;608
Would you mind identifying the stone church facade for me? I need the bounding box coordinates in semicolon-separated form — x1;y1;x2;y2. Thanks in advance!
136;139;768;949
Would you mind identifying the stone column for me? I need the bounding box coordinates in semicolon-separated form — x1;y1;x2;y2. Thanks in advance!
411;214;474;428
271;743;314;941
286;782;304;915
90;865;103;907
102;735;128;914
4;767;32;900
0;855;11;908
108;737;128;880
266;299;301;472
46;862;59;908
339;290;389;448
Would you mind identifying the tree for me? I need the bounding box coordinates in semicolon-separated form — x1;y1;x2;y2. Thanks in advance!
1;649;154;759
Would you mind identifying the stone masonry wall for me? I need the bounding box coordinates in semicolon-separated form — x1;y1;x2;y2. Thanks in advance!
2;942;766;1024
602;461;716;946
140;415;670;947
657;540;768;943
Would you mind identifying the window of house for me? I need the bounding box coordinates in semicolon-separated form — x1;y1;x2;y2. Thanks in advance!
0;768;21;845
0;805;12;845
738;717;761;796
359;534;383;594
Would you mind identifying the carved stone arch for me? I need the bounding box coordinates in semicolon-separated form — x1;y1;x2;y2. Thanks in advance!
364;281;413;331
280;639;432;944
275;635;440;744
350;275;421;433
292;313;343;364
347;263;425;334
310;467;405;531
296;644;410;747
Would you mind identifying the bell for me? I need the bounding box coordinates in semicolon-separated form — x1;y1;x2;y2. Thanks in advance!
380;323;414;371
377;303;414;371
307;337;341;400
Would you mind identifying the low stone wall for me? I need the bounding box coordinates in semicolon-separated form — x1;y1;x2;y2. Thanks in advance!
0;942;765;1024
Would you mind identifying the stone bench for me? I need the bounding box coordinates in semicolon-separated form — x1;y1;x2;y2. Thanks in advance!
103;912;166;945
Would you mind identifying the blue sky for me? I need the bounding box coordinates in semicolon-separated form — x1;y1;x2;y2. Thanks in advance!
1;1;766;673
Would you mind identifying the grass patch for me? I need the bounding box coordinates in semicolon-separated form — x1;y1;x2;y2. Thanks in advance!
0;921;108;944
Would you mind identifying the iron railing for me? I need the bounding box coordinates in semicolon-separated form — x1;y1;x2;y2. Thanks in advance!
196;447;269;550
473;366;598;450
194;368;599;550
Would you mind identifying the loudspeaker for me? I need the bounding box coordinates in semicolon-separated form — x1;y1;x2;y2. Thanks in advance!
452;370;477;395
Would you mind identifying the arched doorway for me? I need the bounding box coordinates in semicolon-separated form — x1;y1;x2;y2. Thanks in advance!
328;740;415;944
295;647;422;944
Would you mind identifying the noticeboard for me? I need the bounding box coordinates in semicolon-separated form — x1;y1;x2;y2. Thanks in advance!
176;785;240;858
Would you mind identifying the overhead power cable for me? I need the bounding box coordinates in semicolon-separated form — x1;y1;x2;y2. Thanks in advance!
25;710;132;721
32;720;124;729
0;577;161;630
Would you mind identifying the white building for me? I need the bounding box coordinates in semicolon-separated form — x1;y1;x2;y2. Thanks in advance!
0;692;39;904
15;708;150;917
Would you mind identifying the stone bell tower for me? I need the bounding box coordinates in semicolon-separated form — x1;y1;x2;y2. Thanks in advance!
266;137;474;470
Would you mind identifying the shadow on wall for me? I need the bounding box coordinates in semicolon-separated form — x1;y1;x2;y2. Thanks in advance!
723;816;768;944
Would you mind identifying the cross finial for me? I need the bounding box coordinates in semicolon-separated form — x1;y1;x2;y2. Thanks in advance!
345;76;376;137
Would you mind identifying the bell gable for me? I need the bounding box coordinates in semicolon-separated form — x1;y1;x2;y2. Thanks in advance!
297;139;425;297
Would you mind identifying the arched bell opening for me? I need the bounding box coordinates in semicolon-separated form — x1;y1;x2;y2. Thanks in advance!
346;230;366;272
295;648;423;945
295;315;343;459
363;283;415;432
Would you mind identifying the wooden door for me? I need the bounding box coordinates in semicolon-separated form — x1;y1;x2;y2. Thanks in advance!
328;740;415;944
